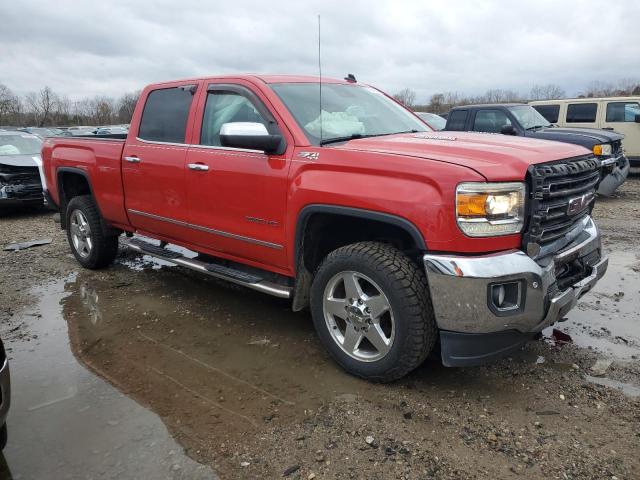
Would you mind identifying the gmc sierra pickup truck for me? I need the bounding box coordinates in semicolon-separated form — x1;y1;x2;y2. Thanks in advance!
42;75;608;381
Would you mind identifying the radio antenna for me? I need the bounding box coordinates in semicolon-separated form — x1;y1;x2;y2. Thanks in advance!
317;14;323;144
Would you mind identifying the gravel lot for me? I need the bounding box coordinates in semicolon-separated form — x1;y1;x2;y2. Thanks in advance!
0;176;639;480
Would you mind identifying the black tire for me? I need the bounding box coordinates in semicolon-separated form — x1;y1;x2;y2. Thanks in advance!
65;195;119;269
310;242;437;382
0;423;7;450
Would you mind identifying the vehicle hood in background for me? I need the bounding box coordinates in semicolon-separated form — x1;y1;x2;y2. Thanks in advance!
0;154;41;168
526;127;624;148
334;131;590;181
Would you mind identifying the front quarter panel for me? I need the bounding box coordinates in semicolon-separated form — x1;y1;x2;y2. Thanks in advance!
286;147;523;268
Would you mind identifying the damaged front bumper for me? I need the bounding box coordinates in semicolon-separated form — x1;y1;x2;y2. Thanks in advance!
598;155;630;196
424;216;607;367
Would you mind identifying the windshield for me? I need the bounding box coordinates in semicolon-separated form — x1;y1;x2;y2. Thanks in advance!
271;83;428;145
0;134;43;156
508;105;552;130
416;112;446;130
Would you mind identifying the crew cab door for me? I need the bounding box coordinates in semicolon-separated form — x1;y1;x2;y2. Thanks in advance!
184;82;291;270
122;83;200;240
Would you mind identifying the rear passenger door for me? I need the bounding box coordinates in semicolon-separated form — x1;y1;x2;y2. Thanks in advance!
445;110;469;131
122;83;200;240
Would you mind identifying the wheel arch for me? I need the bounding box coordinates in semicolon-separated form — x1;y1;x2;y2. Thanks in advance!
295;204;427;271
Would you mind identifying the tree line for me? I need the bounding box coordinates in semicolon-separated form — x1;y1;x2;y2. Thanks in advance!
394;79;640;113
0;83;139;127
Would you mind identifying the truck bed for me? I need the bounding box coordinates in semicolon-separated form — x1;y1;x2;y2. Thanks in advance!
41;135;129;228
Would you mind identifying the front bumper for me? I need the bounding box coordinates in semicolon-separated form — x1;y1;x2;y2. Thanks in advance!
0;358;10;425
0;183;44;206
598;155;630;196
424;216;607;366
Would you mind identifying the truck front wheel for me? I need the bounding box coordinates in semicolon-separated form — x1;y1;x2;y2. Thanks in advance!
310;242;437;382
65;195;119;269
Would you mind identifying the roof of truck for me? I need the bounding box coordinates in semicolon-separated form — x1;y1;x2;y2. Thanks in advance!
148;74;353;87
450;103;526;109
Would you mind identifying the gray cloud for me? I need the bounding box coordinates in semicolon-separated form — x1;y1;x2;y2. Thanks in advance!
1;0;639;101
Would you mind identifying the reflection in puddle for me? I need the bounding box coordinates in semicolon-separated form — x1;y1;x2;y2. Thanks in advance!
62;266;374;474
544;250;640;360
585;375;640;397
3;276;215;479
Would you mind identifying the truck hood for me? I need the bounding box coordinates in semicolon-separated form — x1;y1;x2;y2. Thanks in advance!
0;154;41;168
526;127;624;148
334;131;590;181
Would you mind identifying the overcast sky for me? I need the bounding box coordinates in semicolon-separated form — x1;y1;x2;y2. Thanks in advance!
1;0;639;102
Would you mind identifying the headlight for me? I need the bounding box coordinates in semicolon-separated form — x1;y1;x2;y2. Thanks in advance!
456;182;526;237
593;144;612;156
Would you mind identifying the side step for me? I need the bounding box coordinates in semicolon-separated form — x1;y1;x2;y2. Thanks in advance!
124;238;293;299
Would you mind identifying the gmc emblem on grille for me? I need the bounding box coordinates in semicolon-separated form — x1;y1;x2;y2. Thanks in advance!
567;192;594;215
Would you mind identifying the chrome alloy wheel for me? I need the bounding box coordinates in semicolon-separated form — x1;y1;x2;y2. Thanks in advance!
70;209;93;258
323;271;395;362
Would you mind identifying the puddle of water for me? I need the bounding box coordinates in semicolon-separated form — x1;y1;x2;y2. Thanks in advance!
1;276;216;479
543;250;640;360
585;375;640;397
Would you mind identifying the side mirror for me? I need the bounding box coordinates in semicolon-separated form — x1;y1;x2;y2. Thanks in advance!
635;114;640;123
219;122;283;154
501;124;517;135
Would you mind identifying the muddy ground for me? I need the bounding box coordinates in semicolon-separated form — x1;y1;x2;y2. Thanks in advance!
0;176;639;480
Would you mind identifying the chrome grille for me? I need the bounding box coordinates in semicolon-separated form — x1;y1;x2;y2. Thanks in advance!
525;155;600;248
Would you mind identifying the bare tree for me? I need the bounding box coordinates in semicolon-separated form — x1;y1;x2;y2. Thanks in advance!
117;91;140;123
25;86;58;126
393;88;417;108
529;84;566;101
582;81;616;98
0;83;21;125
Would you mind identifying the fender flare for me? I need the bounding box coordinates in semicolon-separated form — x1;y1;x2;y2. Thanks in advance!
56;167;100;229
294;204;427;271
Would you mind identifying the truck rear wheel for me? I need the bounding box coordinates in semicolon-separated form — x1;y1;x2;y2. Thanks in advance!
66;195;119;269
310;242;437;382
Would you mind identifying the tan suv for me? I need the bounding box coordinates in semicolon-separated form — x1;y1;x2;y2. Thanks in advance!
530;97;640;167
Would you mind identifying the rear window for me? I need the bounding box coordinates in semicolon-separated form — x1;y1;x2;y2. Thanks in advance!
138;86;195;143
447;110;468;131
532;104;560;123
566;103;597;123
606;101;640;122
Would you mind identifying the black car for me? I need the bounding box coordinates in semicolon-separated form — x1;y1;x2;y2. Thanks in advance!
443;104;628;195
0;132;45;209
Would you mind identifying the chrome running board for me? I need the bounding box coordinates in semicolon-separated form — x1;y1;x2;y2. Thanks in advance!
124;237;293;299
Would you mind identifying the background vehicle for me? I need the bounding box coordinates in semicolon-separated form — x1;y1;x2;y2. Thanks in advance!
531;97;640;167
414;112;446;130
42;75;607;381
443;103;629;195
20;127;64;138
0;338;9;450
0;131;44;209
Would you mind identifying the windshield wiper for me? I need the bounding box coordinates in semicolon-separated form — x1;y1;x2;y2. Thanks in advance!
319;130;419;146
525;125;550;131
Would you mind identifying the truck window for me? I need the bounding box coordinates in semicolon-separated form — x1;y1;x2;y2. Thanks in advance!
532;104;560;123
472;110;512;133
447;110;468;130
566;103;597;123
200;92;269;147
606;101;640;122
138;87;194;143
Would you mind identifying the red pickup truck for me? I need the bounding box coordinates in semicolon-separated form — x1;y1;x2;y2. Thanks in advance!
42;75;608;381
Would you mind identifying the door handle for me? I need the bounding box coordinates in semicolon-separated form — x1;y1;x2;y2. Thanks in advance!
602;127;614;131
124;156;141;163
188;163;209;171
